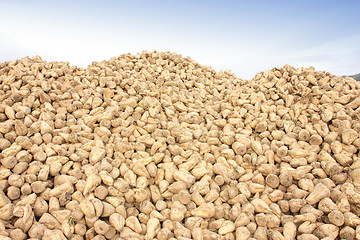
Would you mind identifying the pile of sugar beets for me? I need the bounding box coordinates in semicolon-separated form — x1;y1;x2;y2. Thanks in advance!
0;51;360;240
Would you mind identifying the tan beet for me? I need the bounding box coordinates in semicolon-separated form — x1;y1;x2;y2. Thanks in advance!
297;234;319;240
38;212;61;230
8;228;27;240
94;220;110;235
314;224;339;240
306;183;330;204
339;226;356;240
42;229;67;240
283;222;297;240
328;210;344;226
146;218;160;239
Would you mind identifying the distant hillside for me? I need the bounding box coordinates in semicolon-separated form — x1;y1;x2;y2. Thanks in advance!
348;73;360;81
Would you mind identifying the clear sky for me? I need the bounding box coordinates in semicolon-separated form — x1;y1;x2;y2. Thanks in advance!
0;0;359;79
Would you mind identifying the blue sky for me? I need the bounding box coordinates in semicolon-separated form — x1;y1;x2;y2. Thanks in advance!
0;0;359;79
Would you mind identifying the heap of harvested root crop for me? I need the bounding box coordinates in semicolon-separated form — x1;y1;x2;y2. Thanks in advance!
0;51;360;240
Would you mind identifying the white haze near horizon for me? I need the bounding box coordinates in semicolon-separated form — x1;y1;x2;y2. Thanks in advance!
0;0;359;80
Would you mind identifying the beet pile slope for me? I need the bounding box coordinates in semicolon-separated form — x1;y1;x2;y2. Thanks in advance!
0;51;360;240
